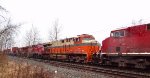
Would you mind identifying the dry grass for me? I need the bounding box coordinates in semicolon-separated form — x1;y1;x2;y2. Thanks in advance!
0;53;55;78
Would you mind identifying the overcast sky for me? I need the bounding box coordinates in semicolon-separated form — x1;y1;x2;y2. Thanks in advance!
1;0;150;46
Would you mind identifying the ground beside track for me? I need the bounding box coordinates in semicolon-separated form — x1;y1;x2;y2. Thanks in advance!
8;56;127;78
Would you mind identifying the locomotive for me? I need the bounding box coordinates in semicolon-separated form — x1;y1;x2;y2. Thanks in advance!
44;34;100;63
11;44;45;58
101;23;150;68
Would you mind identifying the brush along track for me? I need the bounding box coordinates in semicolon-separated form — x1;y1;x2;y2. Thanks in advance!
29;58;150;78
9;56;150;78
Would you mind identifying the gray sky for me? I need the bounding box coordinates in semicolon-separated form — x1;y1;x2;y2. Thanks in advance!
1;0;150;46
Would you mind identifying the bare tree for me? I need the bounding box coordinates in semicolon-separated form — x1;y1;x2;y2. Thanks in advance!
0;20;20;50
49;19;62;41
0;6;7;24
25;25;41;46
132;19;143;25
0;6;20;51
132;20;136;25
0;5;6;11
138;19;143;24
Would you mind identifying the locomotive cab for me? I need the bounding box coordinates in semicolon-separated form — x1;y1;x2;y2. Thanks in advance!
110;30;125;38
81;34;98;44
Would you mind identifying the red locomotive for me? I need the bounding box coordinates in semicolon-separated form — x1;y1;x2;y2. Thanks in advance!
31;44;45;58
12;47;19;54
101;23;150;68
11;44;45;58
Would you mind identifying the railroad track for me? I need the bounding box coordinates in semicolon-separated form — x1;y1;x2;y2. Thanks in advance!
31;58;150;78
10;56;150;78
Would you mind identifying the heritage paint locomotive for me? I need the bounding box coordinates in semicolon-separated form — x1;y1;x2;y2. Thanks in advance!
44;34;100;63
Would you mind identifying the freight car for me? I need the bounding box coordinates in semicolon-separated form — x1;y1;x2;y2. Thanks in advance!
101;23;150;68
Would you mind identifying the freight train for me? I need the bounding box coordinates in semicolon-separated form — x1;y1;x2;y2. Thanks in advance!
5;23;150;69
9;34;100;63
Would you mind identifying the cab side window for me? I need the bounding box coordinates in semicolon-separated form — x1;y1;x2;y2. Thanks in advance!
147;24;150;30
120;31;125;36
111;31;125;37
114;32;120;37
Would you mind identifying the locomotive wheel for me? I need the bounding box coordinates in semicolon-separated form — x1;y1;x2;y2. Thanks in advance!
118;62;126;67
102;60;111;65
135;63;146;69
126;63;135;68
111;62;118;66
75;56;80;62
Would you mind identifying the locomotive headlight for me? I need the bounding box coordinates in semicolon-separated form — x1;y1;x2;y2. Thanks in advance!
83;40;97;43
90;40;97;43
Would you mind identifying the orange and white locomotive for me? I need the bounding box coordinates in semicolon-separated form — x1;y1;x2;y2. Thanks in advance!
45;34;100;63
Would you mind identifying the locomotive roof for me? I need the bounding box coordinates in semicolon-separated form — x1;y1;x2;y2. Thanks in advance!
45;34;94;44
60;34;94;40
111;23;148;32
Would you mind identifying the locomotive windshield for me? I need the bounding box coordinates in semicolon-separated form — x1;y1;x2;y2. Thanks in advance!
111;30;125;37
83;38;94;40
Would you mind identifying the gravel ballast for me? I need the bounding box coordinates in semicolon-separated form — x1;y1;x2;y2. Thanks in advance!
8;56;125;78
